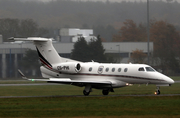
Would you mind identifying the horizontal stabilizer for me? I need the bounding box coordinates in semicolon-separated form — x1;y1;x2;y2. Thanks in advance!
9;37;51;41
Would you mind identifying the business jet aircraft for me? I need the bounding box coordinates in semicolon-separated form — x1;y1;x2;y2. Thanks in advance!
10;37;174;96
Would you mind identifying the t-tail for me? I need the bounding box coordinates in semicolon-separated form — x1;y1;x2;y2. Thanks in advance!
9;37;81;78
9;37;63;69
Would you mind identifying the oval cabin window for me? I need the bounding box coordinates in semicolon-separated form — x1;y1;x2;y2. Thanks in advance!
105;68;109;72
112;68;115;72
124;68;128;72
118;68;121;72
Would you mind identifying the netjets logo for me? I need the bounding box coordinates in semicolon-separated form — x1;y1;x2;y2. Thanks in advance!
98;66;104;74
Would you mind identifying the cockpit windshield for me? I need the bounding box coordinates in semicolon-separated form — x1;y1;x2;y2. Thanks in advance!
145;67;155;72
138;67;145;71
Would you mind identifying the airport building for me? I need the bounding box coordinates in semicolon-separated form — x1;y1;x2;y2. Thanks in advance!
0;29;153;78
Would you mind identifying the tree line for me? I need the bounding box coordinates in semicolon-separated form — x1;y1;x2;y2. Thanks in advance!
0;18;117;42
0;18;50;41
71;35;110;62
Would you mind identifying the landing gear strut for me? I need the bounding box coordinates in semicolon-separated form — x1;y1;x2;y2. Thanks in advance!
83;84;91;96
154;86;160;95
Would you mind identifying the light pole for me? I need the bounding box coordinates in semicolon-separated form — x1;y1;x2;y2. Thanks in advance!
116;44;120;63
147;0;150;65
19;42;23;60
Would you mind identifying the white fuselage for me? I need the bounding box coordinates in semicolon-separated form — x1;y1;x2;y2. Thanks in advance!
40;62;174;88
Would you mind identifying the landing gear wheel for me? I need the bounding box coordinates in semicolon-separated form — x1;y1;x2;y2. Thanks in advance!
83;90;90;96
102;90;109;95
154;89;160;95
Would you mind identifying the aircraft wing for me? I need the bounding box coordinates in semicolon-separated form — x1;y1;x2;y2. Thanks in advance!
18;70;112;85
30;78;112;85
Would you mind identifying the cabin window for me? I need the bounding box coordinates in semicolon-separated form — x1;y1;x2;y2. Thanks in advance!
124;68;128;72
105;68;109;72
112;68;115;72
89;67;92;72
118;68;121;72
138;67;145;71
146;67;155;72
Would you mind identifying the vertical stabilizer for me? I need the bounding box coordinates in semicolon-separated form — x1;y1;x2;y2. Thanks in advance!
9;37;62;68
34;39;62;66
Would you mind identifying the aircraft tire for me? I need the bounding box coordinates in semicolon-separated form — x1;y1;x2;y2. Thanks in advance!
102;90;109;95
83;90;90;96
155;90;160;95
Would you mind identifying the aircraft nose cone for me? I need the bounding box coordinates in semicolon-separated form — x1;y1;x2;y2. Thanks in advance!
165;76;174;84
169;78;174;84
156;72;174;84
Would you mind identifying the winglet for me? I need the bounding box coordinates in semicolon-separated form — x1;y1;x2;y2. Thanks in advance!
18;69;27;80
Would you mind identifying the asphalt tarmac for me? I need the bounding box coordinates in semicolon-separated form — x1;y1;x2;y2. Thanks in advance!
0;94;180;98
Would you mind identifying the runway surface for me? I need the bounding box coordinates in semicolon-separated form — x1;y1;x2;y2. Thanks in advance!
0;94;180;98
175;81;180;83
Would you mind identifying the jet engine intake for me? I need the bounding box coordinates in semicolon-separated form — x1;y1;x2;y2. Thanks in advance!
53;62;82;73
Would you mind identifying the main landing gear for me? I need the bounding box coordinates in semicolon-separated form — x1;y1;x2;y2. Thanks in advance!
83;85;91;96
154;86;160;95
83;85;114;96
83;89;113;96
83;90;90;96
102;89;109;95
102;89;114;95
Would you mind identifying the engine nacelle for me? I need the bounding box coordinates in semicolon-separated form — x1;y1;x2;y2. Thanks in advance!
53;62;81;73
111;80;127;88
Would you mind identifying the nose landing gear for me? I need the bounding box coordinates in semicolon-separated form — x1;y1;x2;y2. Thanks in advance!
154;86;160;95
83;84;92;96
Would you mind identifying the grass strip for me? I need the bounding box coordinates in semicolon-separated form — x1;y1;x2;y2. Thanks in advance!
0;96;180;117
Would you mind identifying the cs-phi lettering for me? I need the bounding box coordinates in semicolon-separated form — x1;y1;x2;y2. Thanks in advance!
57;66;69;71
